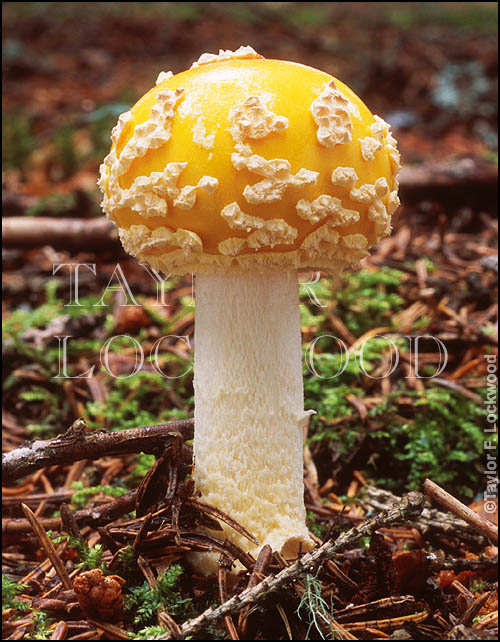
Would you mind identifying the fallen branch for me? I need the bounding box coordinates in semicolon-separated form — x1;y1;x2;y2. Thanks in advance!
441;557;498;572
2;490;137;534
363;486;490;544
153;492;425;640
398;157;498;206
2;418;194;482
423;478;498;545
2;216;122;250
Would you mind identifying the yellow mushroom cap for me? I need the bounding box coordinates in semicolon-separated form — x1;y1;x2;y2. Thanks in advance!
99;46;401;275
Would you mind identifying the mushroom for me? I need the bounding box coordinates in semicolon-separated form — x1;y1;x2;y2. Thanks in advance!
98;46;401;572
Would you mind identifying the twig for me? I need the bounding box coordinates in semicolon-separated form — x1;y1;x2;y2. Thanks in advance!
362;486;489;544
21;503;73;590
431;378;484;405
342;609;429;633
153;492;425;640
475;610;498;631
2;418;194;482
451;579;474;601
86;619;131;640
237;544;272;636
3;490;74;508
1;216;122;250
333;595;416;622
397;157;498;205
459;590;496;627
50;621;69;640
3;490;137;534
328;618;358;640
423;479;498;544
275;602;294;640
60;502;81;539
218;565;240;640
157;611;183;640
441;557;498;571
325;560;358;590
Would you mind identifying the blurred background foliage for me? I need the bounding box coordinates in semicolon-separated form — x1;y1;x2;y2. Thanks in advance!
2;2;498;186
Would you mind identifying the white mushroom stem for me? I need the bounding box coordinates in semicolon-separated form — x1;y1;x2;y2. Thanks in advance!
193;270;313;571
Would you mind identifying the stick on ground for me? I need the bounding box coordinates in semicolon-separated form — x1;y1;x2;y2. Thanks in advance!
2;216;122;250
363;486;490;544
21;503;73;591
2;418;194;482
423;479;498;545
3;490;137;535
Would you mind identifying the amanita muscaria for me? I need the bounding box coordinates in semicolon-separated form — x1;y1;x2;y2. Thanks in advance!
99;46;400;572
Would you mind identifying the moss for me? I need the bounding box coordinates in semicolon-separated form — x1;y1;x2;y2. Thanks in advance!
2;575;30;612
304;331;489;500
125;564;192;626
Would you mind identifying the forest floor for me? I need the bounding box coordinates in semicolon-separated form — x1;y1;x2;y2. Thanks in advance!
2;3;498;640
